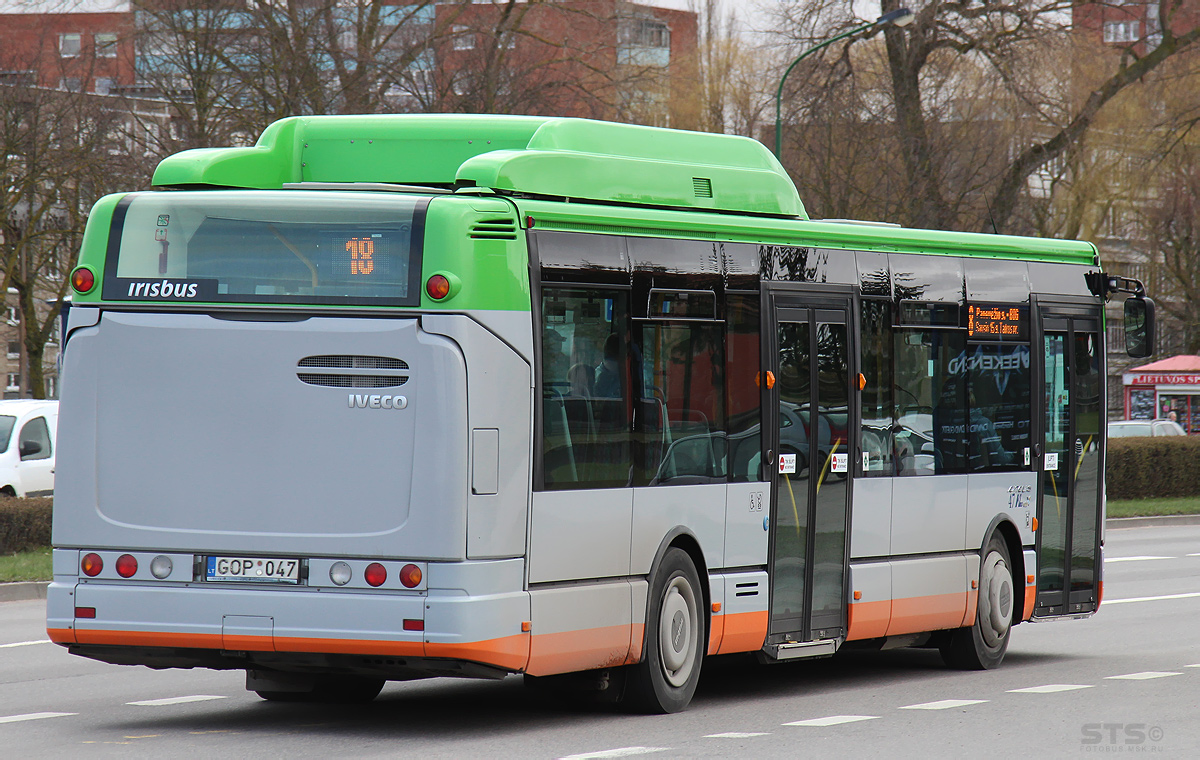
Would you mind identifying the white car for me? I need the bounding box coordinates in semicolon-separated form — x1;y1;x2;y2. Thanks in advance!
1107;419;1187;438
0;399;59;497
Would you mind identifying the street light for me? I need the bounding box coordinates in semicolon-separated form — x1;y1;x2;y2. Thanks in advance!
774;8;915;158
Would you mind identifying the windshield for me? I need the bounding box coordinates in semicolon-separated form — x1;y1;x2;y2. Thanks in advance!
102;191;427;306
0;416;13;453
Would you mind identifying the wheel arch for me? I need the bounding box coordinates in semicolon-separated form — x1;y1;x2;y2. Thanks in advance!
642;527;711;655
981;515;1025;628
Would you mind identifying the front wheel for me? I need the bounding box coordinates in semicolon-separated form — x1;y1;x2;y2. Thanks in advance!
940;533;1014;670
624;547;705;713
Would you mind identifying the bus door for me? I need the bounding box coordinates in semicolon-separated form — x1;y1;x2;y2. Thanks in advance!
1034;304;1102;617
764;290;853;656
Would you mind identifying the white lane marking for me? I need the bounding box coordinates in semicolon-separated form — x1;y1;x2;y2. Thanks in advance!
1105;672;1182;680
1008;684;1094;694
1188;553;1200;557
1107;556;1174;563
558;748;668;759
1104;592;1200;605
899;699;988;710
127;695;228;706
0;712;76;724
1186;664;1200;668
784;715;878;726
705;732;770;738
0;639;51;649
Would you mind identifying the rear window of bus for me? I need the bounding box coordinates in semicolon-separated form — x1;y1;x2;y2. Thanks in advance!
102;191;427;306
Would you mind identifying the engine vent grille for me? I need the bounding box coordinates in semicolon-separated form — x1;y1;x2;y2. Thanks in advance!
470;218;519;240
297;374;408;388
299;355;408;370
297;355;409;388
692;177;713;198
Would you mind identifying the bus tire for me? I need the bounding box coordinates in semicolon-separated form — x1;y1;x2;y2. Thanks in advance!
624;547;704;714
940;533;1014;670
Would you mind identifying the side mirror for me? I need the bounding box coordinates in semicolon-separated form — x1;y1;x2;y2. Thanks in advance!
19;440;42;458
1124;296;1156;359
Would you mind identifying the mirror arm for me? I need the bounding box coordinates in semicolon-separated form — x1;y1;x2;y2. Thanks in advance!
1087;271;1146;301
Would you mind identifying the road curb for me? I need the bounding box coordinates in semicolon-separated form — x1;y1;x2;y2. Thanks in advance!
0;581;48;603
1107;514;1200;529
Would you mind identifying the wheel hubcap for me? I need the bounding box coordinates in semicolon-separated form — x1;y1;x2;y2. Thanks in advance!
658;575;698;687
979;550;1013;648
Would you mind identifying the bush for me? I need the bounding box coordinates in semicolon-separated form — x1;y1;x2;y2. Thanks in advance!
1107;437;1200;500
0;497;52;554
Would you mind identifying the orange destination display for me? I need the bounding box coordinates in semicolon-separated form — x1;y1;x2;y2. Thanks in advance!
968;303;1028;340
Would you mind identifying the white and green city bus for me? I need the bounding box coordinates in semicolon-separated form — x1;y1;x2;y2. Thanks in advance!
48;115;1154;712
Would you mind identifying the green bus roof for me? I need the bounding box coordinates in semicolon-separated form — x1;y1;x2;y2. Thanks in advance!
151;115;806;218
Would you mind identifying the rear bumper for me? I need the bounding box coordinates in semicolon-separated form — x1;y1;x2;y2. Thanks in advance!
48;558;531;675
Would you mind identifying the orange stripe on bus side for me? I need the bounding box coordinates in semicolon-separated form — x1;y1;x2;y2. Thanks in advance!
707;611;725;656
425;634;530;672
526;624;635;677
715;611;767;655
1023;583;1036;621
886;592;968;637
961;586;979;628
47;628;76;645
67;627;531;671
846;600;890;641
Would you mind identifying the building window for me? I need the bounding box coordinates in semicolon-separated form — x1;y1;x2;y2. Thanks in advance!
5;374;18;392
4;306;17;325
96;32;119;57
59;78;82;92
452;25;474;50
6;341;18;359
60;32;82;57
45;376;57;399
620;17;670;48
95;77;114;95
1103;21;1140;43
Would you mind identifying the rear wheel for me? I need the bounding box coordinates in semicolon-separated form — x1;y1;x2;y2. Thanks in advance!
624;547;705;713
940;533;1014;670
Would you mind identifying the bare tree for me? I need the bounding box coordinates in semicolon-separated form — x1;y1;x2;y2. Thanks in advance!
1;73;133;397
770;0;1200;232
1143;144;1200;353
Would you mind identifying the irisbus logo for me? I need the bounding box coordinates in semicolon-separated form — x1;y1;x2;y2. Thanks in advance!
348;394;408;410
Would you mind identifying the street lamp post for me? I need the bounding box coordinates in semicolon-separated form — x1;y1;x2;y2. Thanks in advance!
774;8;915;158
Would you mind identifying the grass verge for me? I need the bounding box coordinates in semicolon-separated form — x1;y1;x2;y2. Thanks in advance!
1107;495;1200;518
0;548;52;583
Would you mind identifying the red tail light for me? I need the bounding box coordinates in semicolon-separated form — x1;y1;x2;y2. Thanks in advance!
116;554;138;578
81;553;103;577
365;562;387;587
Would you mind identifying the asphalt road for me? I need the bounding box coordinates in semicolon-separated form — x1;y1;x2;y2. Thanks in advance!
1;523;1197;758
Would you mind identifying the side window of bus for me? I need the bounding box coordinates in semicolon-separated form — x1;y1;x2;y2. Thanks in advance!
965;343;1031;472
541;288;632;489
635;320;726;485
726;294;763;482
860;300;893;476
18;417;52;461
894;327;968;475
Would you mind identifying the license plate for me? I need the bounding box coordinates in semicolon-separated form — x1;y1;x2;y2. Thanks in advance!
206;556;301;584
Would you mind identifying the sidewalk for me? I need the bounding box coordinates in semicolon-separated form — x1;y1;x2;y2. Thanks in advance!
5;514;1199;604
